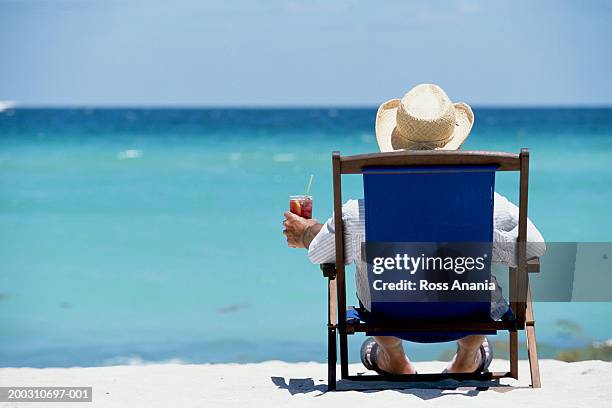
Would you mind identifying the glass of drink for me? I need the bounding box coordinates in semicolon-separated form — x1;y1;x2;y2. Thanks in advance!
289;195;313;219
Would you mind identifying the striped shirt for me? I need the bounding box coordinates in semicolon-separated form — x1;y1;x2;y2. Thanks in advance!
307;192;546;319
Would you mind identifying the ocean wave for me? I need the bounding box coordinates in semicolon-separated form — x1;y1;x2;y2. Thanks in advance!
117;149;143;160
102;355;185;366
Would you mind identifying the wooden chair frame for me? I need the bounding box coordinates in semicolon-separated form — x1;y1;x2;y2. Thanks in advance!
320;149;541;391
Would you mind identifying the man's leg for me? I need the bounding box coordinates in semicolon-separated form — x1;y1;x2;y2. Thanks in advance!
446;335;487;373
369;336;416;374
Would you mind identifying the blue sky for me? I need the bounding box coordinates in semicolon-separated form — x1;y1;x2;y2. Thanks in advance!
1;0;611;106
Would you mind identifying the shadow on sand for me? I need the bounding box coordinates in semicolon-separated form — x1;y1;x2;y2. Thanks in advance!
271;374;522;399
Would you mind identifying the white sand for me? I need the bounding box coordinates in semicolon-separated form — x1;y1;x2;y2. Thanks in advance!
1;360;611;408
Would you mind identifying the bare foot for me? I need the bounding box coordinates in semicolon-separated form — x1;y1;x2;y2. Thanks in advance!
446;338;489;373
364;339;416;374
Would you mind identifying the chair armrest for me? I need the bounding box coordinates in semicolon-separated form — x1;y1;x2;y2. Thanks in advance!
320;263;337;279
527;257;540;273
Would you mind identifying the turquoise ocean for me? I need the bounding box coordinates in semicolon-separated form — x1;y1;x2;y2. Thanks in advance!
1;108;611;367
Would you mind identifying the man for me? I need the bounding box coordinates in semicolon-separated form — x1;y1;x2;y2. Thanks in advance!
283;84;546;375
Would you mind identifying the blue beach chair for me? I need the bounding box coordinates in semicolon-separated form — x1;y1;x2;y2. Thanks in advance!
320;150;541;390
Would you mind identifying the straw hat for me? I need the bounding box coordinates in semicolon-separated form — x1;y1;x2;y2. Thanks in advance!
375;84;474;152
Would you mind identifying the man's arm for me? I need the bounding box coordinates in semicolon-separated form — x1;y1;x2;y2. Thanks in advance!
492;194;546;267
282;211;322;249
302;222;323;249
283;199;360;265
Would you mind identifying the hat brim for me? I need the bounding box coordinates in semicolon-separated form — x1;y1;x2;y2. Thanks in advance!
375;99;474;152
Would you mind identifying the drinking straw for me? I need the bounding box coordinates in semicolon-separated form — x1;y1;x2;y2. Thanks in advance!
306;174;314;196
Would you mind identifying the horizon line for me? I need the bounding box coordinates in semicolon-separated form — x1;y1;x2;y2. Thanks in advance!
5;104;612;110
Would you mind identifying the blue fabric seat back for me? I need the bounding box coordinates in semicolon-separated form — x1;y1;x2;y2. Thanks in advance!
362;165;497;342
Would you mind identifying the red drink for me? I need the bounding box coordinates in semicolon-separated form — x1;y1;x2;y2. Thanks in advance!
289;195;313;219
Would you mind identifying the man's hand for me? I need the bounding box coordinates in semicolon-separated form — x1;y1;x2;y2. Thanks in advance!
283;211;319;248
